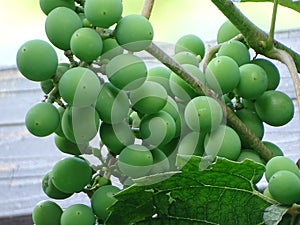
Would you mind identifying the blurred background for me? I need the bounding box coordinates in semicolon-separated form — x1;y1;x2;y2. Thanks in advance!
1;0;300;67
0;0;300;222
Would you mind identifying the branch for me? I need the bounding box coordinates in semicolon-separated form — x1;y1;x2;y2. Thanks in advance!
269;48;300;112
141;0;155;19
211;0;300;72
146;43;275;161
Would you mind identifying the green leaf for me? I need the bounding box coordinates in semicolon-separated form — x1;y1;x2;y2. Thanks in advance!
106;155;275;225
236;0;300;13
264;204;289;225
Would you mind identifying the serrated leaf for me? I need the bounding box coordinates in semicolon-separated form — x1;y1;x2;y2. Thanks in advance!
106;155;275;225
238;0;300;13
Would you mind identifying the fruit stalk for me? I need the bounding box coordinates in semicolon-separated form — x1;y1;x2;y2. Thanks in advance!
141;0;155;19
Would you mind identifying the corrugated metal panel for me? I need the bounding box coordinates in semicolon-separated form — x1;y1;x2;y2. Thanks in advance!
0;29;299;221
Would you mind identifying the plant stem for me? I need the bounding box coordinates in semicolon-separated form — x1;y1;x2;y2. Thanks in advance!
268;0;279;45
141;0;155;19
146;42;275;161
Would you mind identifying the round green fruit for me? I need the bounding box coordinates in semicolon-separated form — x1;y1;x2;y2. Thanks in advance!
251;58;280;90
217;20;240;44
84;0;123;28
59;67;101;107
147;66;173;96
177;131;205;156
255;90;294;126
42;171;73;199
204;125;241;161
70;27;103;62
91;185;120;221
52;157;93;193
205;55;240;94
45;7;82;50
16;39;58;81
39;0;75;15
175;34;205;59
25;102;60;137
268;170;300;205
169;64;205;101
117;144;153;178
184;96;223;132
61;106;100;144
235;63;268;99
114;14;154;52
173;51;199;67
54;134;87;155
265;156;300;182
130;81;168;114
99;121;135;155
218;40;250;66
139;111;176;146
105;54;147;90
95;82;130;124
32;200;62;225
61;204;95;225
262;141;284;156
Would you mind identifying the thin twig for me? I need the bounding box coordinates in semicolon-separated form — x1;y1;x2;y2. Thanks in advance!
141;0;155;19
267;0;279;45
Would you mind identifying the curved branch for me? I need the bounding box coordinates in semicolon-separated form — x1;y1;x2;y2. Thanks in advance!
269;48;300;111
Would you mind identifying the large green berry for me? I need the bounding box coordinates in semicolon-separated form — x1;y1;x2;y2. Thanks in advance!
205;55;240;94
204;125;241;161
61;204;95;225
217;20;240;44
175;34;205;59
105;54;147;90
218;40;250;66
32;200;62;225
70;27;103;62
84;0;123;28
255;90;294;126
184;96;223;132
25;102;60;137
91;185;120;221
117;144;153;178
268;170;300;205
251;58;280;90
52;157;93;193
114;14;154;52
42;171;73;199
265;156;300;182
16;39;58;81
130;81;168;114
45;7;82;50
59;67;101;107
235;63;268;99
39;0;75;15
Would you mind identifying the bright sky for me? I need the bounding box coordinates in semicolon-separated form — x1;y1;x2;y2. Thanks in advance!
1;0;300;67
